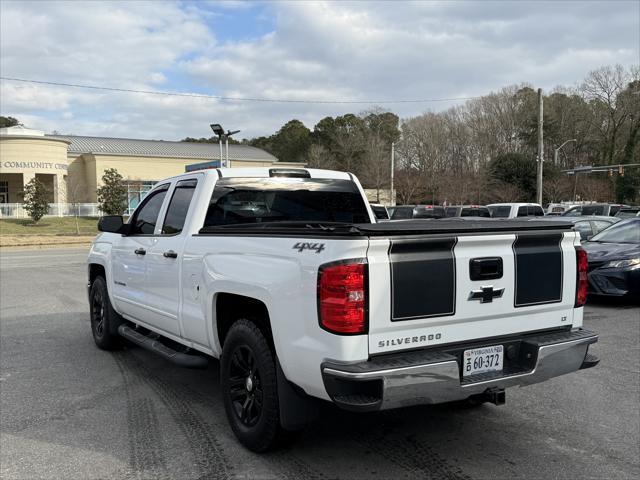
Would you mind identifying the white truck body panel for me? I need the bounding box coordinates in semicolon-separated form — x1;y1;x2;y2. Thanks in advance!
88;167;594;406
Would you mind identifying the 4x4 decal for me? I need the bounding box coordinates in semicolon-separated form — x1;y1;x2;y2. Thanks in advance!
293;242;325;254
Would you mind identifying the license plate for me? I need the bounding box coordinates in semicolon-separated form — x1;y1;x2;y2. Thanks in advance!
462;345;503;377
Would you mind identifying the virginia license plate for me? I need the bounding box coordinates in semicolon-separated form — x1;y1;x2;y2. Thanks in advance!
462;345;503;377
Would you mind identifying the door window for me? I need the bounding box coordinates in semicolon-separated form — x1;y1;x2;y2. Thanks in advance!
517;206;528;217
162;179;198;235
129;185;169;235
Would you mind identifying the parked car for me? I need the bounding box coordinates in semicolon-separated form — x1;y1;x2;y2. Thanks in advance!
582;218;640;298
562;203;629;217
487;203;545;218
89;167;598;451
445;205;491;218
546;203;580;216
615;207;640;219
370;203;389;220
531;215;620;241
389;204;446;219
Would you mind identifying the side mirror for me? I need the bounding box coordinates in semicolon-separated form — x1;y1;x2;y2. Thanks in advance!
98;215;125;234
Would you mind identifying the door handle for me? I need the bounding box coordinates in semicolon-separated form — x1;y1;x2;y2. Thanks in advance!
134;248;146;256
163;250;178;259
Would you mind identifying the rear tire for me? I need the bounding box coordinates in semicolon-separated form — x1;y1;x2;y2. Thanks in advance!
221;319;282;452
89;276;122;350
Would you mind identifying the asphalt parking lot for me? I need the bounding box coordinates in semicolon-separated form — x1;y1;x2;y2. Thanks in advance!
1;247;638;480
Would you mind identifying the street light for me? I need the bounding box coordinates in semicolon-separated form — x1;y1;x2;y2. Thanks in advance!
554;139;577;166
210;124;225;166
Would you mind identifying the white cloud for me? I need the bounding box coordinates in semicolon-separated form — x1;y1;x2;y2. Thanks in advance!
1;0;638;140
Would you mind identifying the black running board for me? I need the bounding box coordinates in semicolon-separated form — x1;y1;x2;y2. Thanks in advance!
118;325;209;369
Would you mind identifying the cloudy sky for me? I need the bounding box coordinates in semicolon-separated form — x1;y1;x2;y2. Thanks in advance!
1;0;638;140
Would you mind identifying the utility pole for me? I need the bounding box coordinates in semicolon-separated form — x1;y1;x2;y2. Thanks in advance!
536;88;544;205
390;142;395;206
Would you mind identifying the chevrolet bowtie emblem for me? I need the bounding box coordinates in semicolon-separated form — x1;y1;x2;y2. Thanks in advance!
469;286;505;303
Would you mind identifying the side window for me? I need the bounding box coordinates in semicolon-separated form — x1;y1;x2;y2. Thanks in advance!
609;205;621;216
592;220;613;234
517;206;528;217
130;186;168;235
478;208;491;218
573;221;593;240
531;206;545;216
162;179;198;235
446;207;457;217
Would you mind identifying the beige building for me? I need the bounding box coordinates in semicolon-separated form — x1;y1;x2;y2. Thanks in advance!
0;125;300;212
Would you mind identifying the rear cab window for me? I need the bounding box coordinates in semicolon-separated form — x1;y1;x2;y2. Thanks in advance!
203;177;370;227
489;206;511;218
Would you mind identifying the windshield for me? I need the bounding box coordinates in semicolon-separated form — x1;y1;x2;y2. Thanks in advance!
589;220;640;244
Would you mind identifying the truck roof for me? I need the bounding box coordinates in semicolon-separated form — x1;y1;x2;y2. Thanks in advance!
165;167;351;182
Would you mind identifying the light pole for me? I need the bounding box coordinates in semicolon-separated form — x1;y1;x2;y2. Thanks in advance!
554;139;577;166
210;123;225;166
390;142;395;206
225;129;241;168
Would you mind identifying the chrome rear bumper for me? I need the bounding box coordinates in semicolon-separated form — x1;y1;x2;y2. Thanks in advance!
322;328;598;411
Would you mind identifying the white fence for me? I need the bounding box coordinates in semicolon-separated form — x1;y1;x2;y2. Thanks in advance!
0;203;102;218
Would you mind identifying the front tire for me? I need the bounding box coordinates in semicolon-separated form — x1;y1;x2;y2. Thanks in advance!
89;276;122;350
221;319;282;452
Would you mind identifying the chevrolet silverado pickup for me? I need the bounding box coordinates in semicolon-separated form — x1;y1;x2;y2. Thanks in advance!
88;167;598;451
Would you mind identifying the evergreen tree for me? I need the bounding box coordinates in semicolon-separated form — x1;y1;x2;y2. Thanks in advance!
22;178;50;223
97;168;128;215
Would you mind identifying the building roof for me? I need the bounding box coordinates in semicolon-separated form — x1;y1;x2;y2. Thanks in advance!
46;134;278;162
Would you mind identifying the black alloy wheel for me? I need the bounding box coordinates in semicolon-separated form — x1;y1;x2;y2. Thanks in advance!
91;289;106;339
89;276;122;350
228;345;264;427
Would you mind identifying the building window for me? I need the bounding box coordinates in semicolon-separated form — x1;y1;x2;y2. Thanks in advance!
0;181;8;203
125;180;156;215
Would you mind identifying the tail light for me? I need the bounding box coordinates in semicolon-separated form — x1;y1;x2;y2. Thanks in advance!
575;246;588;307
318;260;367;334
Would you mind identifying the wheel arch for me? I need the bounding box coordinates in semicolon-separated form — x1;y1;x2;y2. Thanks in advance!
215;292;274;352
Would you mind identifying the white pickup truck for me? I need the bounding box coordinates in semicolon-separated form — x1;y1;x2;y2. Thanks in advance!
88;167;598;451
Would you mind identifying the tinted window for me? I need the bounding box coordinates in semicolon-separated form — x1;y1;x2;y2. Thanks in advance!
446;207;458;217
590;220;639;244
370;205;389;220
391;207;414;219
203;178;370;227
489;206;512;218
609;205;621;216
581;205;605;216
414;206;445;218
517;206;528;217
563;206;582;217
531;206;545;217
162;179;198;234
130;186;168;235
616;209;639;218
477;207;491;218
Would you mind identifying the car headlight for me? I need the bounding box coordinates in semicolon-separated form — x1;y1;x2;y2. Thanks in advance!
603;258;640;268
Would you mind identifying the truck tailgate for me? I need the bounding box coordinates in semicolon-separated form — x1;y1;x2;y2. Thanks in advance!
367;228;580;355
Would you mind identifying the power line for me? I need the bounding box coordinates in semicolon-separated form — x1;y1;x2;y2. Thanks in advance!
0;76;481;105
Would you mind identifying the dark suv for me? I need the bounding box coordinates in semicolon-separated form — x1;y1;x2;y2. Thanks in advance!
445;205;491;218
390;205;446;220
